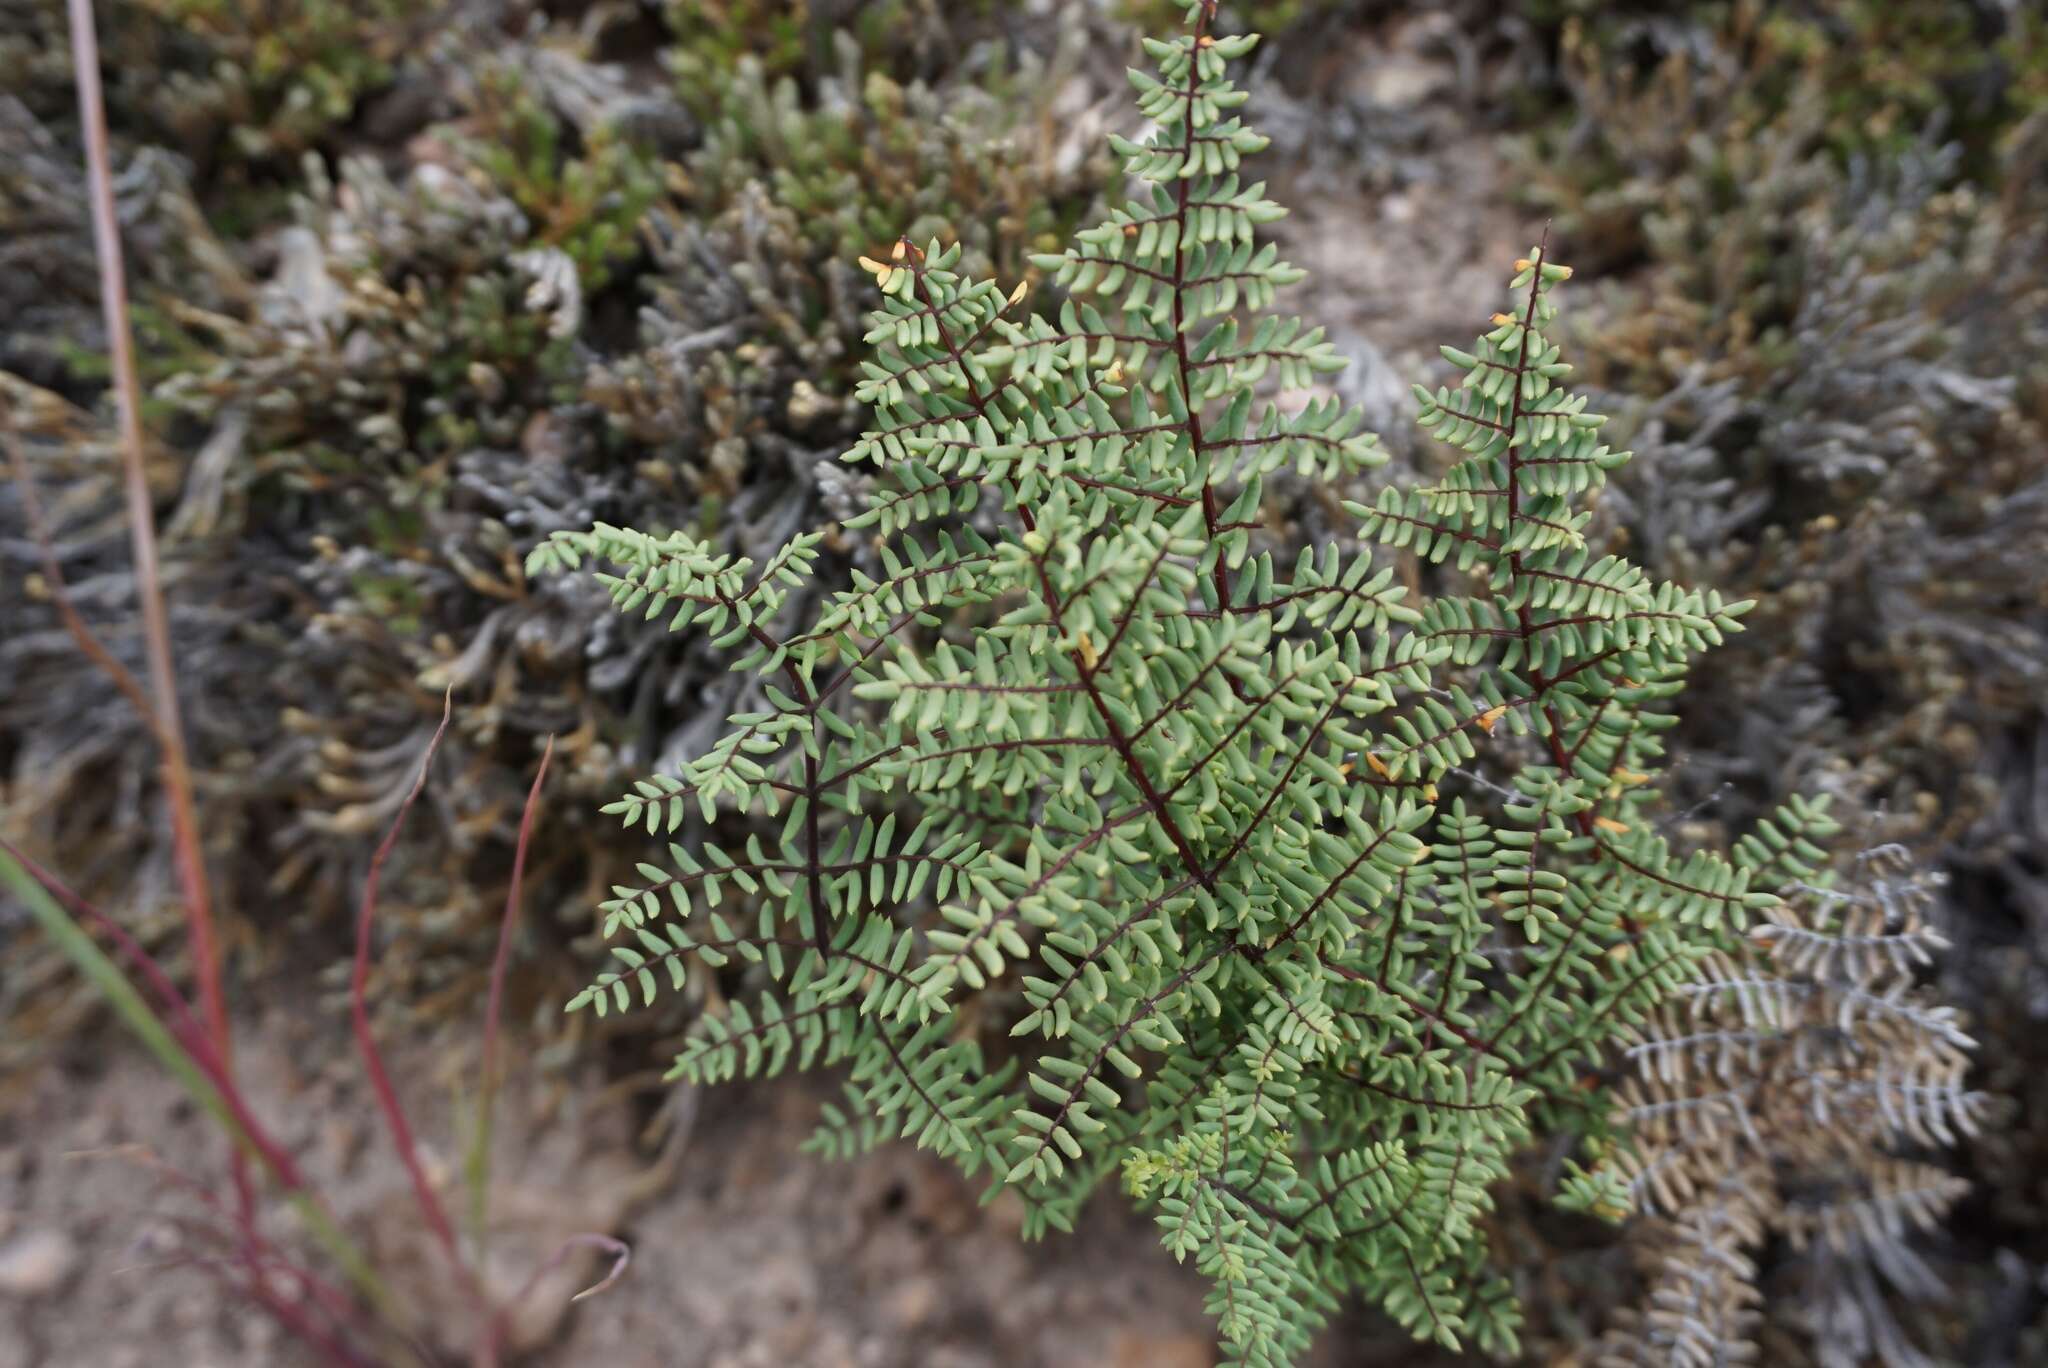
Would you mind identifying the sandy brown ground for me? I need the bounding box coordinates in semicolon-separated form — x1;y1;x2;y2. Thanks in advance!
1;998;1239;1367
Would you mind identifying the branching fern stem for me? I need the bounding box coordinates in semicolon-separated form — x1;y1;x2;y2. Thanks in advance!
1504;231;1598;838
910;245;1215;890
1177;3;1235;624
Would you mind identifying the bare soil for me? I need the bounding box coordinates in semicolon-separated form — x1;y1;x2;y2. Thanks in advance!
0;996;1245;1367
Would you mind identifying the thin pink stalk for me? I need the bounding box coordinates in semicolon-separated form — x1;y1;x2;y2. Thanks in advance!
473;738;553;1362
480;736;554;1129
350;692;468;1272
5;841;209;1052
140;1196;439;1368
65;0;241;1218
170;1247;377;1368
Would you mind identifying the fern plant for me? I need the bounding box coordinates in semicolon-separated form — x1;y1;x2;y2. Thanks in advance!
527;4;1837;1360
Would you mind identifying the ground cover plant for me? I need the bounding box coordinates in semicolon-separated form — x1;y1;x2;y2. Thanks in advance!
527;4;1983;1361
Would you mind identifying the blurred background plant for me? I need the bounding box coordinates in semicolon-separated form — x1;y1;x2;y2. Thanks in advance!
3;0;1113;1054
131;0;415;165
1586;842;1990;1367
4;0;2045;1362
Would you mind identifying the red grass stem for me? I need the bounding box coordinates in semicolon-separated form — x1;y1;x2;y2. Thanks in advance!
65;0;240;1229
65;0;229;1056
350;692;468;1273
480;736;553;1129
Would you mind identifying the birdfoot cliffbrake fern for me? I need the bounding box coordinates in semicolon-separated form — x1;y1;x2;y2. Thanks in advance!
527;4;1853;1361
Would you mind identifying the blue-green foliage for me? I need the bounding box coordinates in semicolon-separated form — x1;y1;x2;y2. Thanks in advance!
528;3;1836;1360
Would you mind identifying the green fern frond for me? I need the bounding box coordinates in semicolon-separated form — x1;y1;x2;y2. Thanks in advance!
525;5;1836;1360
